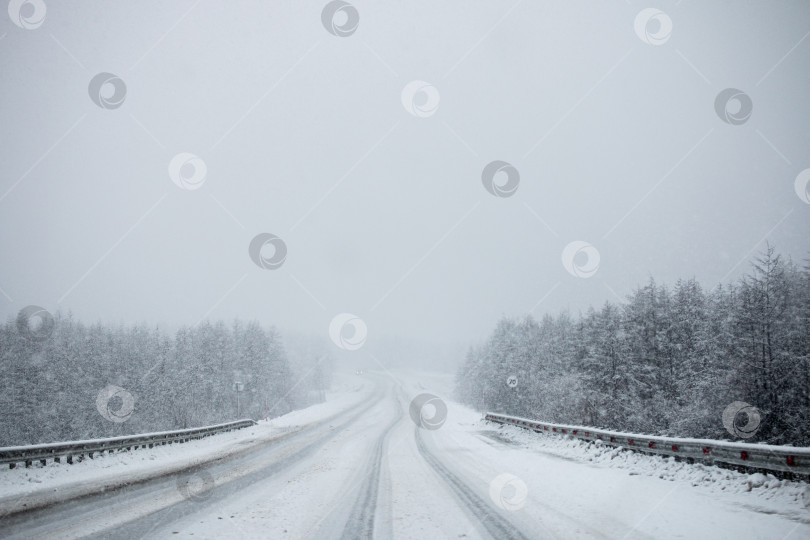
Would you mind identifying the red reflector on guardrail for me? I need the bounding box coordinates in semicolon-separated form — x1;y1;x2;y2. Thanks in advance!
572;430;577;435
544;426;548;430
610;436;616;442
740;451;749;461
648;441;655;448
671;445;678;451
702;447;711;454
627;439;634;446
787;456;796;466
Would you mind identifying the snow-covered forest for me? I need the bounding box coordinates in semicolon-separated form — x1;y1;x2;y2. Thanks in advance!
455;247;810;446
0;318;333;446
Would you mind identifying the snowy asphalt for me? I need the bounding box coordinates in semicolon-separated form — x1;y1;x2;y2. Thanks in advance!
1;372;808;539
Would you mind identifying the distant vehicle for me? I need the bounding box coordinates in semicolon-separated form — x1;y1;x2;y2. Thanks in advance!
355;369;364;375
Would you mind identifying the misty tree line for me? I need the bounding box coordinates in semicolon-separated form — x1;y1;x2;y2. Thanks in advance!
455;247;810;446
0;316;334;446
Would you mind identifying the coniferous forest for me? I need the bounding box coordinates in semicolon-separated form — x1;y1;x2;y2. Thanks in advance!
0;318;333;446
455;247;810;446
4;247;808;448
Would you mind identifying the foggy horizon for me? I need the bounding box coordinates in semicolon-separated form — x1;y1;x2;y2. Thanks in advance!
2;1;808;353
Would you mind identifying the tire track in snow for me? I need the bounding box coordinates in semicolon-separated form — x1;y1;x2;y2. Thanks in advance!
0;388;387;540
112;388;389;540
415;427;536;540
338;397;402;539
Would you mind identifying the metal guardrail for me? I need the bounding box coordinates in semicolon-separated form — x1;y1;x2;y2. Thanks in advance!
0;419;257;469
485;412;810;478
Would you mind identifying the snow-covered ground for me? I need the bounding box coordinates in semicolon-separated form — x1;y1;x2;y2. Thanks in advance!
398;371;810;539
0;373;373;516
1;370;808;539
489;421;810;511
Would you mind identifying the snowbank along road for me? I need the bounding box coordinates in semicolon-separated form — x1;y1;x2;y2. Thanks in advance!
1;372;808;539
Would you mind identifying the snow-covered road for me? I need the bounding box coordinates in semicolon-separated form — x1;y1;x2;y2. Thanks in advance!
1;372;808;539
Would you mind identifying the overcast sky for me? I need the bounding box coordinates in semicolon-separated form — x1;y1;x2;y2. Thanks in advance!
1;1;809;354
